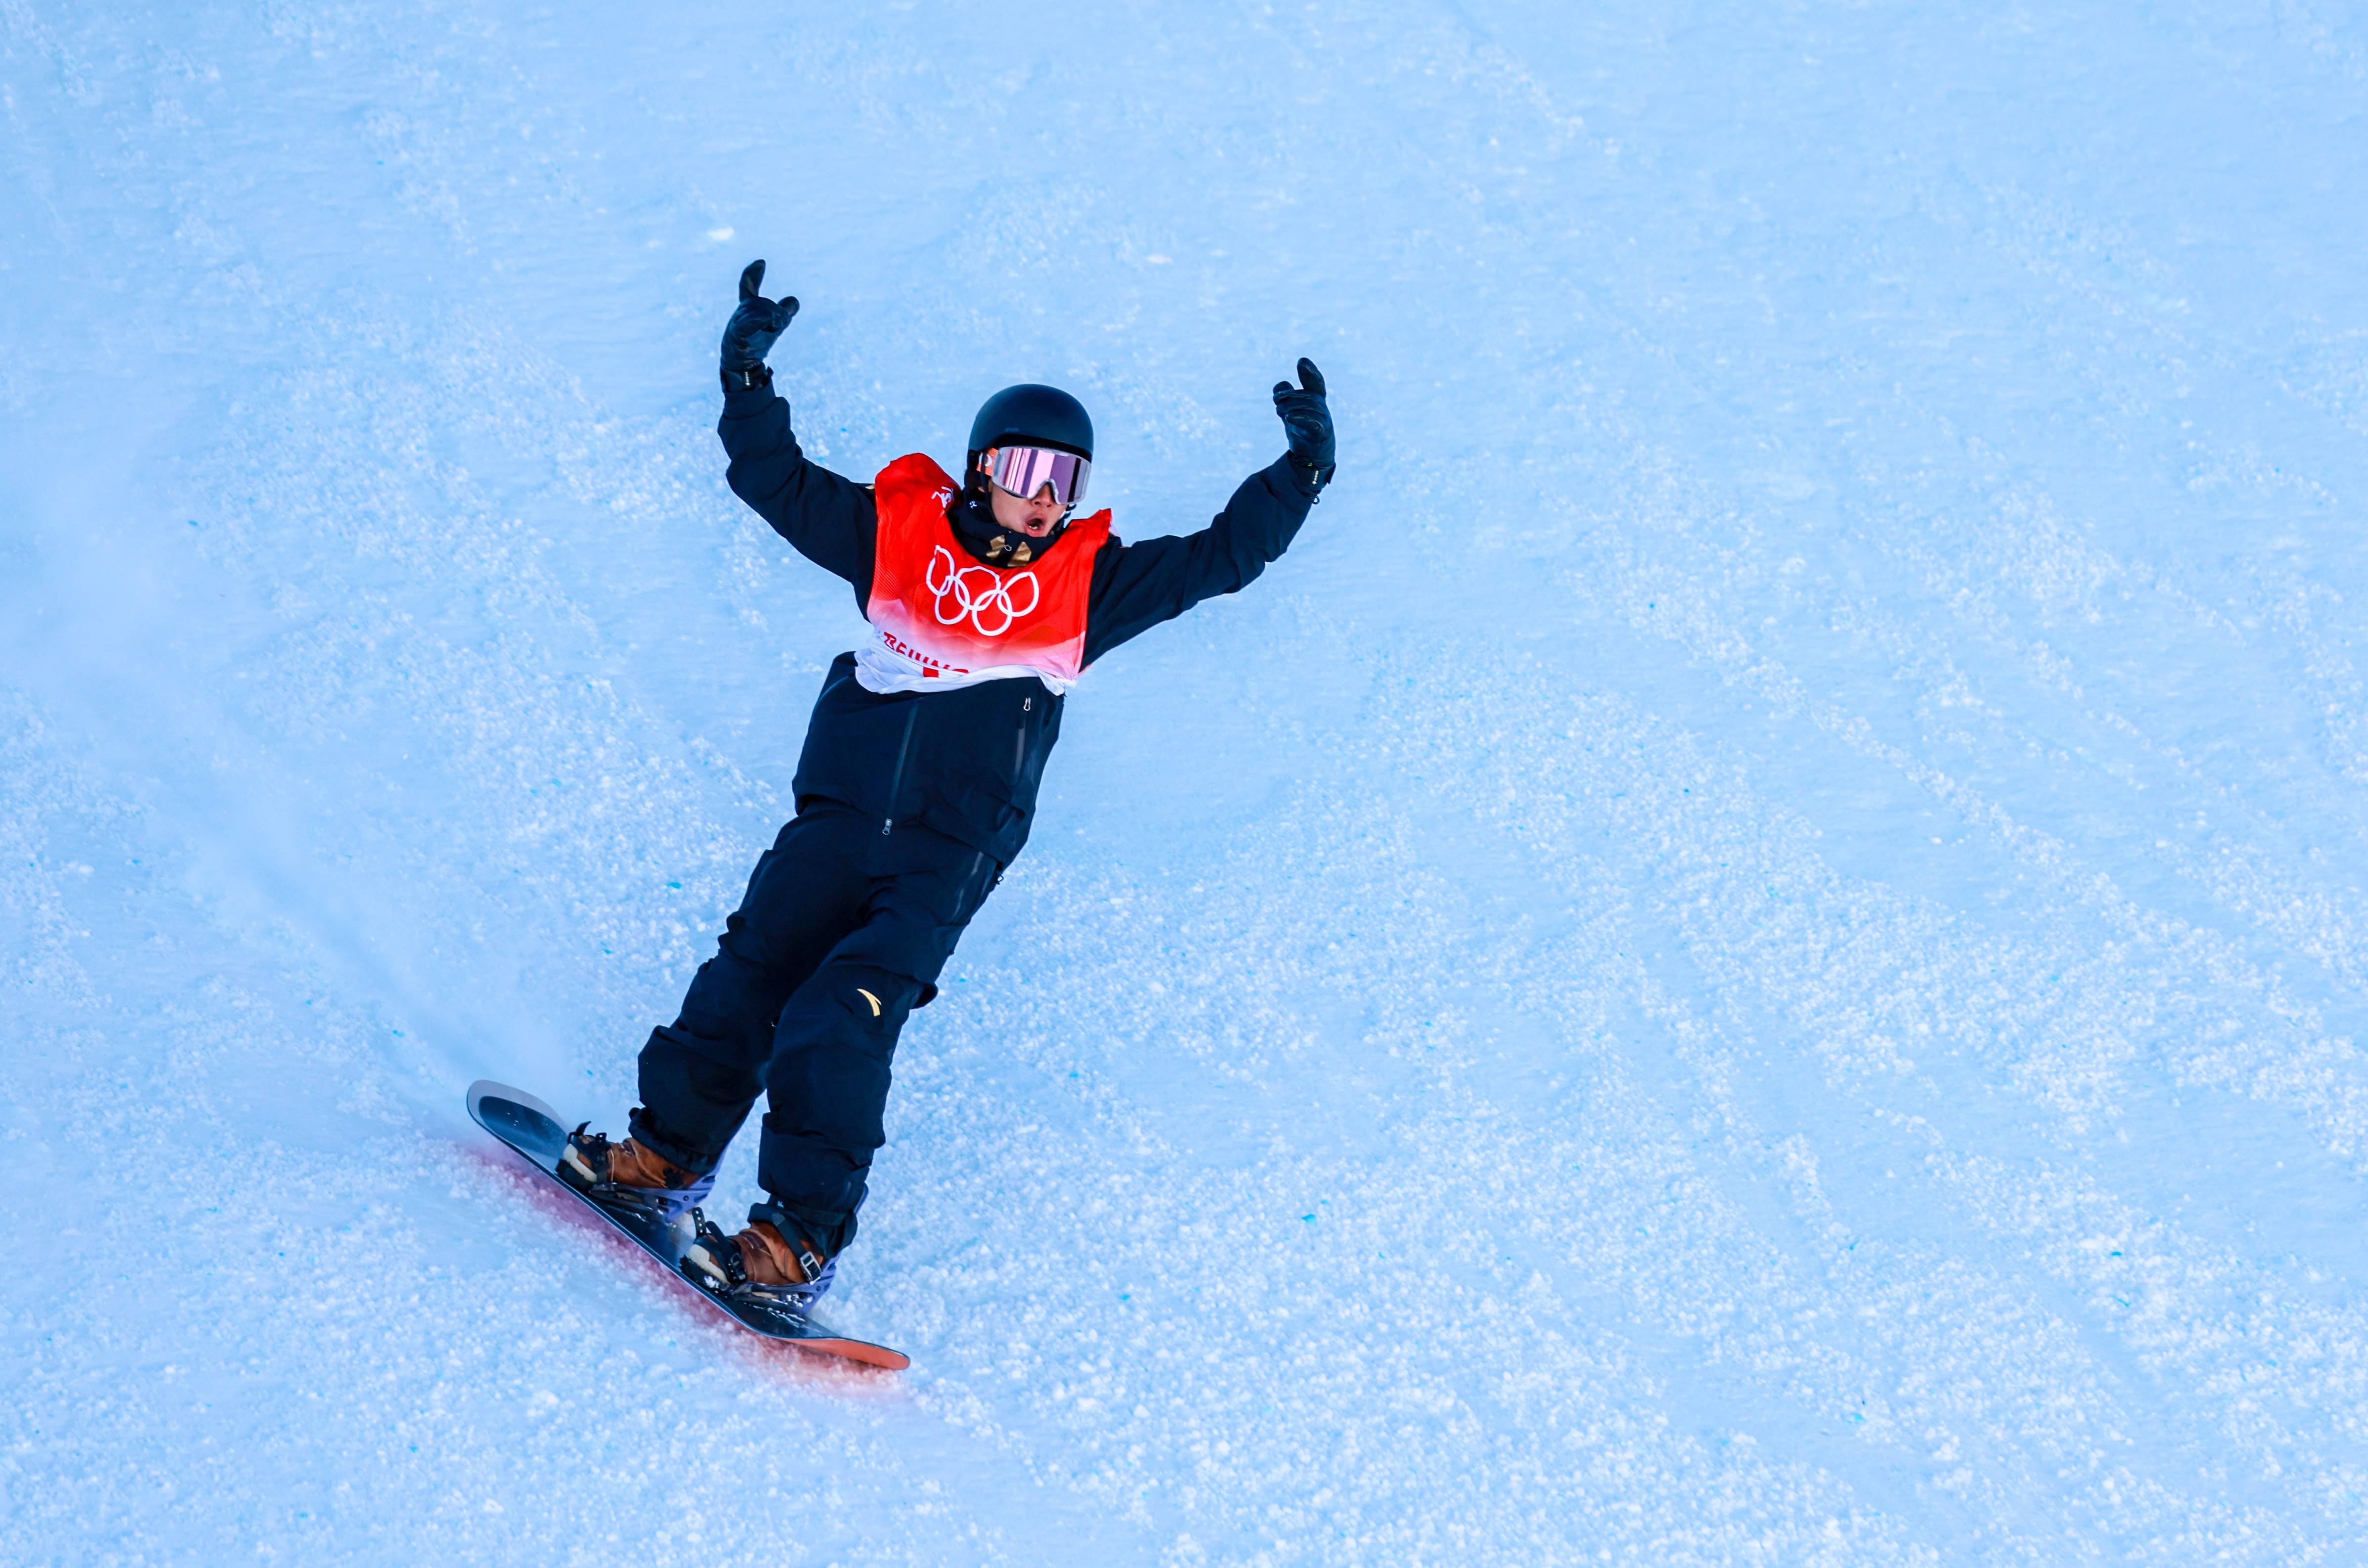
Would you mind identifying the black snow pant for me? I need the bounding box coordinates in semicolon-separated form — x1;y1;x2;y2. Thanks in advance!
628;802;999;1255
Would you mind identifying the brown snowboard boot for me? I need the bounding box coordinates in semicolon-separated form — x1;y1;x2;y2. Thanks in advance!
558;1124;713;1220
683;1211;836;1308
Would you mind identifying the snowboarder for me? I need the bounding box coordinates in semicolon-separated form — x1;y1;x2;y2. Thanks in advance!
559;260;1336;1309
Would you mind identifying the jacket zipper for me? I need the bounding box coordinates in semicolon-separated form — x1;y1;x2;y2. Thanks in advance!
882;702;920;836
1013;694;1032;775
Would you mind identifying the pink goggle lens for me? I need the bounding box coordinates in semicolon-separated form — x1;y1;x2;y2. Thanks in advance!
987;445;1091;507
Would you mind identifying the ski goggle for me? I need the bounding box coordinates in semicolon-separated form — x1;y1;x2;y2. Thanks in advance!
985;445;1091;507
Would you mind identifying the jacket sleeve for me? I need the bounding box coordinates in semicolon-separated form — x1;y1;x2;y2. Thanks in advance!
717;381;877;604
1081;457;1318;666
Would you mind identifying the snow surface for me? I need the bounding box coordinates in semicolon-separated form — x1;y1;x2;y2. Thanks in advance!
8;0;2368;1561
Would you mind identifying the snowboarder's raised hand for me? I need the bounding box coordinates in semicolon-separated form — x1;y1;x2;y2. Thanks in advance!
721;259;799;391
1273;357;1335;494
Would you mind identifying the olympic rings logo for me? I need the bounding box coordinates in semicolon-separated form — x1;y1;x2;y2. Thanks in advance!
926;546;1040;636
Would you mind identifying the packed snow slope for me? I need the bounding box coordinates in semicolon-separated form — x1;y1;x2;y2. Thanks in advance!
9;1;2368;1562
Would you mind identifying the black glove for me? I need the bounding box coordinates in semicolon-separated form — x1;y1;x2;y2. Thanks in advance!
1273;357;1335;494
721;259;799;391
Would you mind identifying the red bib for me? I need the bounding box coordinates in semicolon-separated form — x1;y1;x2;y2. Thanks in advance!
857;453;1110;692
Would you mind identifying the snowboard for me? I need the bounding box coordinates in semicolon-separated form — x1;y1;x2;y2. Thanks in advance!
466;1079;909;1370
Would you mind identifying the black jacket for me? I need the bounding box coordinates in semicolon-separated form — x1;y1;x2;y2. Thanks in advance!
718;381;1319;864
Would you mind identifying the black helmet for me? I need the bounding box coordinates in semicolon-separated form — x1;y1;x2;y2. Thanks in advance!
968;383;1093;464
